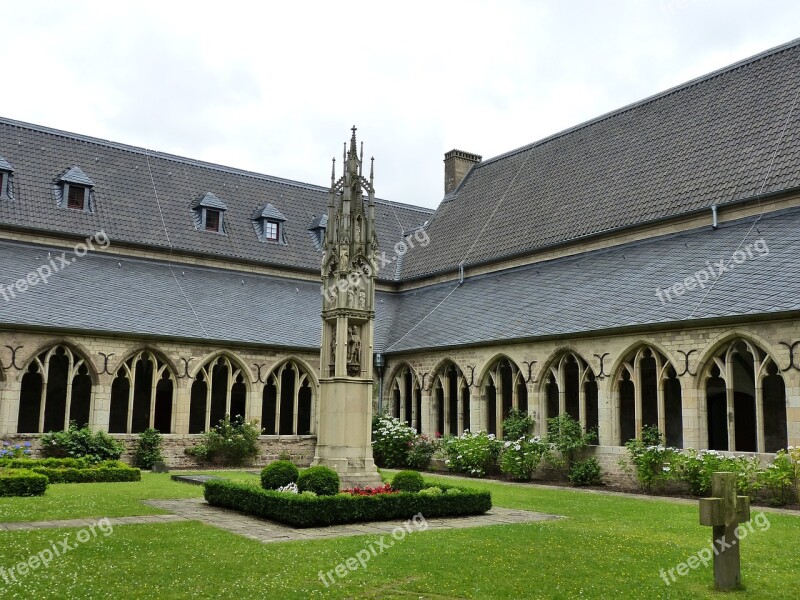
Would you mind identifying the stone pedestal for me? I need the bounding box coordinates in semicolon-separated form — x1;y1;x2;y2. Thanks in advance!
313;378;382;488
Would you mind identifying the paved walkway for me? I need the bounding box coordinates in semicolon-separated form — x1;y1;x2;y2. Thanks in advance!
0;498;560;543
145;498;560;543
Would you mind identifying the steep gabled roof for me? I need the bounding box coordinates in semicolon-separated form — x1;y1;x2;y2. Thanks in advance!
400;38;800;279
0;153;13;172
191;192;228;210
252;202;287;221
0;118;433;280
58;166;95;187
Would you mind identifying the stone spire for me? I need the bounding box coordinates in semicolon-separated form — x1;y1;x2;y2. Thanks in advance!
314;127;382;488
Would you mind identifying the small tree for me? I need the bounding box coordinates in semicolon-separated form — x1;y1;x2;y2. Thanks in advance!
546;414;596;473
133;428;165;469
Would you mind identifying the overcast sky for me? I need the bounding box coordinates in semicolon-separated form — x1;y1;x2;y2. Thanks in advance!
2;1;799;208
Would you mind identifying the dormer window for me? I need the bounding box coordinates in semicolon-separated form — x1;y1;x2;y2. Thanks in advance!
264;220;278;240
191;192;228;234
0;153;14;201
67;185;86;210
56;166;95;213
307;213;328;249
252;203;287;243
205;209;221;232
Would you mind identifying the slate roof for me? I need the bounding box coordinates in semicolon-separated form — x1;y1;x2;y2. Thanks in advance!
383;207;800;353
191;192;228;210
58;166;95;187
253;202;287;221
0;154;13;172
0;207;798;351
0;117;432;281
400;38;800;279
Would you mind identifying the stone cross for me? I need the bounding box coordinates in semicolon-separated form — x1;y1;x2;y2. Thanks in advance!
699;471;751;591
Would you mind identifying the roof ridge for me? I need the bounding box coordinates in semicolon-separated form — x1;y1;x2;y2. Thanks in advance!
477;37;800;169
0;115;434;213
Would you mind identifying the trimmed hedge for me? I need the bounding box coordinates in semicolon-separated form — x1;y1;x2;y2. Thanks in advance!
0;468;48;497
204;479;492;528
0;458;140;483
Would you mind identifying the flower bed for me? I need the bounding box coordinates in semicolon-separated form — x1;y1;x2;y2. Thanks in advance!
0;458;140;484
0;468;48;496
204;479;491;528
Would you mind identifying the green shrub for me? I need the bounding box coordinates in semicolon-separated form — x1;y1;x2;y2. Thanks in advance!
569;458;604;486
392;470;425;492
759;450;797;506
186;415;260;466
260;460;299;490
405;434;437;470
501;409;534;441
133;428;165;469
296;466;340;496
0;458;141;484
0;468;48;496
500;435;549;481
0;457;91;469
443;431;502;477
418;486;443;496
620;426;677;492
32;463;141;484
41;423;123;463
669;448;762;496
204;479;492;527
546;414;596;472
371;414;417;468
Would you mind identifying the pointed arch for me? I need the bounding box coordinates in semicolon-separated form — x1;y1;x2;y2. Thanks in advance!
611;343;682;447
537;348;597;439
261;357;317;436
429;358;469;437
478;354;528;438
385;362;420;431
699;336;786;453
188;352;251;434
108;348;177;434
17;343;95;433
19;340;99;386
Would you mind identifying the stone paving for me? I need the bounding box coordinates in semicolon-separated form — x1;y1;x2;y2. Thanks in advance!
144;498;561;543
0;497;561;544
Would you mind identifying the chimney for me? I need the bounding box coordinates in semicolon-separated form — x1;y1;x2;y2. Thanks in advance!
443;149;481;195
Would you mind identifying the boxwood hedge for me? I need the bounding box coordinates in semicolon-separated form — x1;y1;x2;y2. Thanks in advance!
204;479;492;528
0;468;48;497
0;458;140;483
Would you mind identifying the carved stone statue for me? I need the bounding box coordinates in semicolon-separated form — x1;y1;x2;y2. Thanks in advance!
347;325;361;375
340;246;349;265
358;288;366;309
329;327;337;375
355;217;362;242
347;286;355;308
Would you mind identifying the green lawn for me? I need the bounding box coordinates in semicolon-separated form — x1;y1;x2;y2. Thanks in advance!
1;471;798;599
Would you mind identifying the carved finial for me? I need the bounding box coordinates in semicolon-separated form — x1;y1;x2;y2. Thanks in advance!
343;142;346;164
331;157;336;185
359;141;364;177
369;156;374;185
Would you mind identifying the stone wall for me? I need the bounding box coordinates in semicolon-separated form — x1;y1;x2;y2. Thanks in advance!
2;432;317;470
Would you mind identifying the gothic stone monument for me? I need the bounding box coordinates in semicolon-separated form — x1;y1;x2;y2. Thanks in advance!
312;127;383;488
